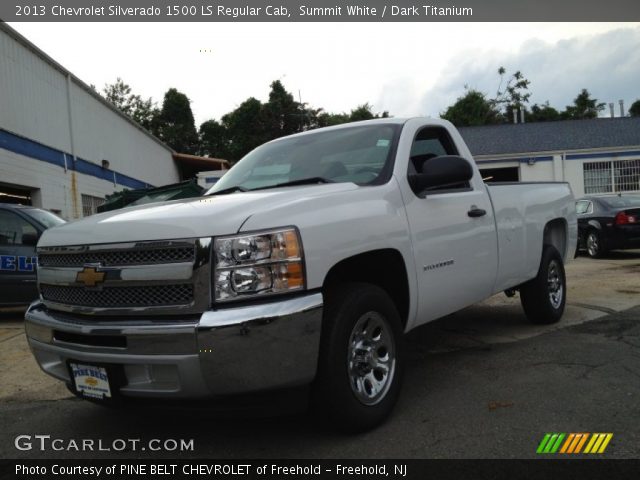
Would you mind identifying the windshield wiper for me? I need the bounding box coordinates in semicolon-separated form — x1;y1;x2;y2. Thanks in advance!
208;185;249;196
251;177;335;191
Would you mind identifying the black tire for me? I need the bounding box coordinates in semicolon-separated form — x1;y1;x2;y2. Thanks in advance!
520;245;566;324
585;229;606;258
313;282;404;433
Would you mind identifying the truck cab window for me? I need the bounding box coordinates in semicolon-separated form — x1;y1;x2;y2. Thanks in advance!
408;127;470;194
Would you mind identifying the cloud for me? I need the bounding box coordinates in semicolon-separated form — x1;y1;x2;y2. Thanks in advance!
407;26;640;118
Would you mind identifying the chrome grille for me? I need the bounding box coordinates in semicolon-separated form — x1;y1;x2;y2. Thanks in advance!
38;247;195;267
40;284;194;308
37;238;212;315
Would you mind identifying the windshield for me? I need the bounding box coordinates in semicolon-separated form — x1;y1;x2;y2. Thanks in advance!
24;208;66;228
600;196;640;209
207;123;401;194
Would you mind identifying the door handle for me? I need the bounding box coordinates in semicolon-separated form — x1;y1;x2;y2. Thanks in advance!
468;207;487;218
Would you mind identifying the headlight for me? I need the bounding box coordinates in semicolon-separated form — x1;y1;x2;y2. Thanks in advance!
214;228;304;302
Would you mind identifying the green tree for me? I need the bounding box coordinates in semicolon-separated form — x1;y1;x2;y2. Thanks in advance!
441;88;502;127
102;78;158;131
494;67;531;117
562;89;606;119
221;97;271;161
314;110;350;128
528;102;561;122
155;88;199;154
348;103;389;122
629;99;640;117
198;119;229;158
311;103;388;128
264;80;302;137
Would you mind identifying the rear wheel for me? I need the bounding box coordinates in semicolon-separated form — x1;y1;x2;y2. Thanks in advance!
313;283;404;432
586;230;606;258
520;245;566;324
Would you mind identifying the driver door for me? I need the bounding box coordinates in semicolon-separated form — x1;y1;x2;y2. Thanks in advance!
403;127;498;323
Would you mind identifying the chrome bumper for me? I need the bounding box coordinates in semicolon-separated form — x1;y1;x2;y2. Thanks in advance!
24;293;323;398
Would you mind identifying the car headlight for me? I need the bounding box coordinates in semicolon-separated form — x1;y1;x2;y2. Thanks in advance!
214;228;305;302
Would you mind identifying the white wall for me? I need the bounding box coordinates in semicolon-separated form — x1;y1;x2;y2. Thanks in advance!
0;29;71;153
519;160;555;182
68;82;180;187
564;159;585;197
0;149;125;220
0;24;180;212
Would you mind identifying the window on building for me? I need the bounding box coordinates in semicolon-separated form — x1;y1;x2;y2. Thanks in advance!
584;159;640;194
479;167;519;183
81;194;105;217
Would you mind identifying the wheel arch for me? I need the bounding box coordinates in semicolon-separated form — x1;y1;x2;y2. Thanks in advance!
586;219;603;231
543;218;569;261
322;249;410;330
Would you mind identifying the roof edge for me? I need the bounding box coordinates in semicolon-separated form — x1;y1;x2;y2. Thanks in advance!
1;21;175;154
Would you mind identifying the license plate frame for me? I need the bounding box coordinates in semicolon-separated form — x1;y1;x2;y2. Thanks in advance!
67;361;123;403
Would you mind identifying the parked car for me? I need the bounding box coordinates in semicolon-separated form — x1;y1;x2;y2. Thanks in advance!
25;118;577;431
0;204;65;308
576;195;640;258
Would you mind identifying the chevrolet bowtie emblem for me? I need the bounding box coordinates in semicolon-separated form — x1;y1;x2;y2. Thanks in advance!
76;266;106;287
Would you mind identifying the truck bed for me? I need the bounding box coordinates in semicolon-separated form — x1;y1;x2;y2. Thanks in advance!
486;182;577;293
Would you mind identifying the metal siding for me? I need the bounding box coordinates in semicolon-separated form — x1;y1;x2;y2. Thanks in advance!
69;83;180;186
0;27;179;190
0;31;71;153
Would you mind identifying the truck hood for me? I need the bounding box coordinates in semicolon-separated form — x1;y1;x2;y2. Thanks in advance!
39;183;359;247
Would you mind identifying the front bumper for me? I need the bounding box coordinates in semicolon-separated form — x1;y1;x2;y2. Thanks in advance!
24;292;323;398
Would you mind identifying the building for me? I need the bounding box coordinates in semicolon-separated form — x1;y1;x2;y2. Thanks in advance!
0;23;227;219
460;117;640;198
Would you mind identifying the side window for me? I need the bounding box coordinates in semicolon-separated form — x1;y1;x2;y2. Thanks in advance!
0;211;37;246
575;201;594;215
408;127;470;194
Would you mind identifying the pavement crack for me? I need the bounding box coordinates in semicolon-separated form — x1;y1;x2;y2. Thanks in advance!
0;332;24;343
529;361;607;379
568;302;618;315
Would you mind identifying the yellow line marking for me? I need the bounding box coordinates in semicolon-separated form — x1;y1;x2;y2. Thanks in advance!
590;434;605;454
583;433;598;453
597;433;613;453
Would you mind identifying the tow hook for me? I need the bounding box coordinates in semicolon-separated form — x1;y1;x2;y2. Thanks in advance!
504;288;517;298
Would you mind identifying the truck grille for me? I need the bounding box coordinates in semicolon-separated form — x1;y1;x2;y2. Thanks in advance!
38;246;195;267
40;284;194;308
37;238;211;315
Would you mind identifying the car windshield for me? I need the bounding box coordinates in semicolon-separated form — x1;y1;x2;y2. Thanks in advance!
600;196;640;209
206;123;400;194
24;208;66;228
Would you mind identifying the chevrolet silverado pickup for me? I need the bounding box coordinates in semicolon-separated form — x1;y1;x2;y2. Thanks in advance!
25;118;577;431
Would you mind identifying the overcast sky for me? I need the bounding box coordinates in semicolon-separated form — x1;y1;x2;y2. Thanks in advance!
9;22;640;125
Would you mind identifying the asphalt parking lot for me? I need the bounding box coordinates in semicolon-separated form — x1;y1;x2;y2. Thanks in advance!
1;252;639;459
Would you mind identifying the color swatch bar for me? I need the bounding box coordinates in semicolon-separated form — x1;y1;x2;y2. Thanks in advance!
537;433;613;454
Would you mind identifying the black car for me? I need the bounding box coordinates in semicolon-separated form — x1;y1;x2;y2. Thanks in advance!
576;195;640;258
0;204;66;308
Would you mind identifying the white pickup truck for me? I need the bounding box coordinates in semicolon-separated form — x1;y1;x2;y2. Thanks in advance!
25;118;577;431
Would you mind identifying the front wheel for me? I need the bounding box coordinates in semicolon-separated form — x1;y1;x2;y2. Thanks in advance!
313;283;404;432
520;245;566;324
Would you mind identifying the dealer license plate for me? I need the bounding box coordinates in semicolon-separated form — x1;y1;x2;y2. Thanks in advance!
69;362;112;399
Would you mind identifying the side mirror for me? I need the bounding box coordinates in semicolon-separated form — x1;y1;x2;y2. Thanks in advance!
408;155;473;194
21;232;40;246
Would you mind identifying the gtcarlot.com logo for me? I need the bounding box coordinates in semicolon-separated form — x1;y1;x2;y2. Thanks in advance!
14;435;194;452
536;433;613;454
